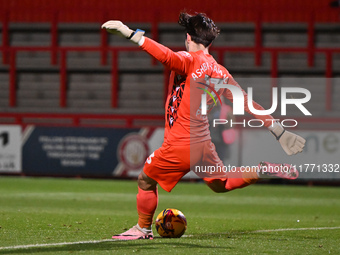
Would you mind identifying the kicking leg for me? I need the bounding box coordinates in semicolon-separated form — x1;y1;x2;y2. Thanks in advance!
199;141;258;193
204;162;298;193
204;167;259;193
204;178;229;193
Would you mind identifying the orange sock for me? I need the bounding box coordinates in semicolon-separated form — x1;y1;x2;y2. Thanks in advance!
136;187;158;228
225;167;259;191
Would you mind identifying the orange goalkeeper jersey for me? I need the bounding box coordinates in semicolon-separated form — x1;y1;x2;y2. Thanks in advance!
140;37;274;145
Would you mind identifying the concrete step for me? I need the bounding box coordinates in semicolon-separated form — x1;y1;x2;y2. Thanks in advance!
119;90;163;100
18;81;59;90
0;83;9;90
18;73;60;82
17;99;60;107
120;81;163;91
68;90;111;100
0;89;8;99
224;52;271;70
11;33;50;46
67;99;112;108
17;90;59;99
69;73;111;83
66;52;103;68
119;99;164;108
0;98;9;106
68;81;110;91
59;33;100;47
120;73;163;83
16;52;53;68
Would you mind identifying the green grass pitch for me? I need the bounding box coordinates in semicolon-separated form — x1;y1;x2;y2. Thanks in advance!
0;176;339;254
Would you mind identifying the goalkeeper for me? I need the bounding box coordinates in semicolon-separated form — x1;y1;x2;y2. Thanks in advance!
102;12;306;240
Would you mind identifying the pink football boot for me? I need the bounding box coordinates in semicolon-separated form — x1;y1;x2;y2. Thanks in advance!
112;225;153;240
258;161;299;180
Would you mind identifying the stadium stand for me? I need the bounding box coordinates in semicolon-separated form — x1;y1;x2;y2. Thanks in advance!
0;0;339;127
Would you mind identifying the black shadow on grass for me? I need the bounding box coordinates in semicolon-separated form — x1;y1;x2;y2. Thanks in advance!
0;239;233;254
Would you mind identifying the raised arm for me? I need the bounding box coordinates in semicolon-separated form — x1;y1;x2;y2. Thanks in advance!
101;20;192;75
140;37;193;75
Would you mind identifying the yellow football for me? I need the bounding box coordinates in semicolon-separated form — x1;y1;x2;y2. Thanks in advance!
155;208;187;238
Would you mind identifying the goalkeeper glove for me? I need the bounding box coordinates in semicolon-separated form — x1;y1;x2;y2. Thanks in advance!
101;20;145;44
269;122;306;155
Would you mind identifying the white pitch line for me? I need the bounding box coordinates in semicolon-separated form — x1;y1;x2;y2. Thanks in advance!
248;226;340;233
1;226;340;251
0;239;117;251
180;226;340;237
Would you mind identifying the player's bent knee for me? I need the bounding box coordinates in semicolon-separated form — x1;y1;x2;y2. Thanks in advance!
138;171;157;191
209;186;229;193
204;179;229;193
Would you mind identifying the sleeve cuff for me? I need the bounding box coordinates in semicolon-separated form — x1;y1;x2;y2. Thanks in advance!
138;36;145;46
267;121;282;131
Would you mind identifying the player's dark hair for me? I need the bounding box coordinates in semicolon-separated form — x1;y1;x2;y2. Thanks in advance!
178;12;220;47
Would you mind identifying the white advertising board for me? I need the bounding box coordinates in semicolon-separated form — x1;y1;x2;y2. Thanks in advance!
241;130;340;180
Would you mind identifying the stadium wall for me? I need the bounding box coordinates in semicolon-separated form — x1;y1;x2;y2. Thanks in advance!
0;124;165;178
1;125;340;182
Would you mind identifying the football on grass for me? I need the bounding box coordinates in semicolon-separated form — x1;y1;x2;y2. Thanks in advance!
155;208;187;238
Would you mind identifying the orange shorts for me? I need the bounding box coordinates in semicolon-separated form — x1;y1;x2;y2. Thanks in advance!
143;140;224;192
